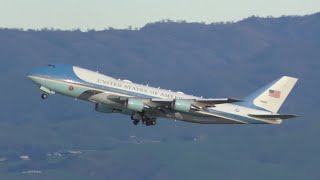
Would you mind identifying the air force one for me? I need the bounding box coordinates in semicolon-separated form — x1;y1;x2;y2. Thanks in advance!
27;64;299;126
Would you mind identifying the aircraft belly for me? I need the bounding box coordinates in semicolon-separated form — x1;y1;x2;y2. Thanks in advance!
184;115;243;124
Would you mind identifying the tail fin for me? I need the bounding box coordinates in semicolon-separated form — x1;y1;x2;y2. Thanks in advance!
241;76;298;113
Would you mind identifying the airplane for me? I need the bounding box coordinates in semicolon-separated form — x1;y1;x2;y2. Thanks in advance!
27;64;299;126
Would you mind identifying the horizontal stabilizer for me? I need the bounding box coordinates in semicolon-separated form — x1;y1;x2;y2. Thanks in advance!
248;114;299;120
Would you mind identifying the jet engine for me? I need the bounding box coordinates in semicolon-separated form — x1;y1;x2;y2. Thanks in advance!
171;99;192;112
95;103;113;114
125;98;145;112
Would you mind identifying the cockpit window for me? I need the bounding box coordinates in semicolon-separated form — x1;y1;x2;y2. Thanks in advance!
48;64;55;67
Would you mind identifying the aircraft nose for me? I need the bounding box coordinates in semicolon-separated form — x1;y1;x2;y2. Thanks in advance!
27;68;40;79
27;70;39;84
27;73;38;82
27;66;50;82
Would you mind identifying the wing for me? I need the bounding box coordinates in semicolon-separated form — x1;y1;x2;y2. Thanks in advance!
149;98;242;108
87;92;242;118
104;94;242;111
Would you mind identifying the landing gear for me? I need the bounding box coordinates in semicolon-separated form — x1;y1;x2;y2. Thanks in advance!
144;119;156;126
131;112;141;125
41;93;48;99
151;120;156;125
131;112;157;126
142;115;156;127
133;119;139;125
39;86;54;100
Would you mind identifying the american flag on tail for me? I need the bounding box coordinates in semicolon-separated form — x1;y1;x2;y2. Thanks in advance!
269;89;281;98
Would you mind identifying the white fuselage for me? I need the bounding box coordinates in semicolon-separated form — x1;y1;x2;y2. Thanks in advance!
28;64;280;125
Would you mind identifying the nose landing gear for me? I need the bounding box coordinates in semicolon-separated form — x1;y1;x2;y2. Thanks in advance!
41;93;48;99
39;86;55;99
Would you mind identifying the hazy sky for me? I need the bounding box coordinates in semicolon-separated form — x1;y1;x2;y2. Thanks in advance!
0;0;319;30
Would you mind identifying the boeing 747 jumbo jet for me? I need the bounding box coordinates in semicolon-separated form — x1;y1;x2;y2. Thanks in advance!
28;64;299;126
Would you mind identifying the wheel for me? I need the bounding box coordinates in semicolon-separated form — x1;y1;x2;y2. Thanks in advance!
151;121;156;125
146;121;151;126
133;120;139;125
142;120;146;124
142;115;148;121
41;94;48;99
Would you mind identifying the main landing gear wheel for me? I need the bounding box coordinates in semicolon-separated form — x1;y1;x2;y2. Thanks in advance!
41;94;48;99
132;112;157;126
133;120;139;125
144;119;156;126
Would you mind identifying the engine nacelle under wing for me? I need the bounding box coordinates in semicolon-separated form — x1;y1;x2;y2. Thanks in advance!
126;98;144;112
95;103;113;114
171;99;192;112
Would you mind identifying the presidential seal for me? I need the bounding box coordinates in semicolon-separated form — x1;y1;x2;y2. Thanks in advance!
68;86;74;91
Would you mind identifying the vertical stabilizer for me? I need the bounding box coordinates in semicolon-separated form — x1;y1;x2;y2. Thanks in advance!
242;76;298;113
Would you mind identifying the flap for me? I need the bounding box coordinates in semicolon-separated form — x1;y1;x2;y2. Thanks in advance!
149;98;242;108
193;98;243;106
248;114;299;120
